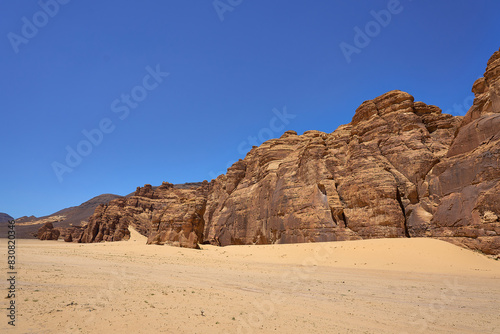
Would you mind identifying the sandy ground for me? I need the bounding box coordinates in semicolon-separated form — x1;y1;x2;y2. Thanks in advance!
1;229;499;334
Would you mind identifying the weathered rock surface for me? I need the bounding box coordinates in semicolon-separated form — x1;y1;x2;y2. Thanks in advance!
78;182;210;248
80;47;500;254
419;47;500;254
62;226;85;243
36;222;60;241
64;233;73;243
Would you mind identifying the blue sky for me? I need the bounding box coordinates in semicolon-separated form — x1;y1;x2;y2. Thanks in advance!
0;0;499;218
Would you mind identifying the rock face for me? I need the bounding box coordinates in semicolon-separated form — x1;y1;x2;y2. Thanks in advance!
147;183;209;249
420;47;500;254
204;91;461;246
80;47;500;254
77;182;210;248
62;226;85;243
36;222;60;241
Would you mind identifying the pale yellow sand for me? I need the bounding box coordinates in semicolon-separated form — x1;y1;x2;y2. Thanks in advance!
1;229;499;334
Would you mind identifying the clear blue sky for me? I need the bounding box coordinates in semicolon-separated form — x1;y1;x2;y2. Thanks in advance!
1;0;499;218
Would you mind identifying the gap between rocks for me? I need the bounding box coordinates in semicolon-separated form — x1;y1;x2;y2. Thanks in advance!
396;187;410;238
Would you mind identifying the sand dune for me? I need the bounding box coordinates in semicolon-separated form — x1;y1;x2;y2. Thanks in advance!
1;231;499;333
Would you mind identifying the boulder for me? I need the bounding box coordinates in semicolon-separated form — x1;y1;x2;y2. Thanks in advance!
36;222;60;241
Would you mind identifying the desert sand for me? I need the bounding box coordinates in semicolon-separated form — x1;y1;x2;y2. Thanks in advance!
1;228;499;334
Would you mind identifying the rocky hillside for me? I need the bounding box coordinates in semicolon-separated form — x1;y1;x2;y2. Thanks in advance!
0;213;14;223
78;47;500;255
0;213;15;238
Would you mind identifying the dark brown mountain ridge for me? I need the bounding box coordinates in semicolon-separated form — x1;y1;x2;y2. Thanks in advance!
0;213;14;223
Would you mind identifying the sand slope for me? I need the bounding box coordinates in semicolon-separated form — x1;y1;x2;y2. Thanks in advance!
1;231;499;333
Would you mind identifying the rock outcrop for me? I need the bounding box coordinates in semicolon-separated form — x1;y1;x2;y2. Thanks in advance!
203;90;461;246
80;47;500;254
420;47;500;254
36;222;60;241
77;182;210;248
61;226;85;242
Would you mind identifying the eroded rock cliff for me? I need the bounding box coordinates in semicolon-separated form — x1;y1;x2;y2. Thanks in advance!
77;182;210;248
79;47;500;254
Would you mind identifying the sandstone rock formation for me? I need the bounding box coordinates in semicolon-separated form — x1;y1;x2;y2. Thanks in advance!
36;222;60;241
77;182;210;248
61;226;85;243
420;47;500;254
203;90;462;246
80;47;500;254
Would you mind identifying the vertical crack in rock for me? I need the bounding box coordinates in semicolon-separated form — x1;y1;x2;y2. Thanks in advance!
317;183;327;196
334;182;348;228
341;212;348;228
198;201;207;243
396;187;410;238
319;182;349;229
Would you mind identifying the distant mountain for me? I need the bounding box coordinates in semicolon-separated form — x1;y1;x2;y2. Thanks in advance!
15;215;37;223
3;194;122;239
0;213;14;223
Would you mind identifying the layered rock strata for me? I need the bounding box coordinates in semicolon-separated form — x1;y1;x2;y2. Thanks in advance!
78;47;500;254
